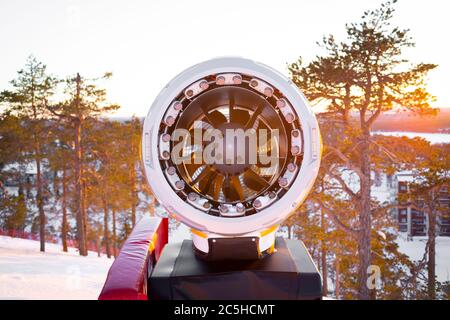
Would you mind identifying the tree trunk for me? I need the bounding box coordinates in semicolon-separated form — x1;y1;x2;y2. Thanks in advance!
34;137;45;252
357;133;372;300
112;206;117;258
73;73;87;256
427;202;436;299
130;163;137;227
61;169;68;252
96;235;101;257
335;255;340;299
82;178;88;251
53;170;59;198
320;209;328;296
103;196;111;259
74;118;87;256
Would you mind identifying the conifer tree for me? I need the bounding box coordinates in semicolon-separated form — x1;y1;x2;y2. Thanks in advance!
47;73;119;255
0;56;57;251
289;0;437;299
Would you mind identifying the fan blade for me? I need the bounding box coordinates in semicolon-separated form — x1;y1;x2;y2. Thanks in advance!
243;168;269;191
185;162;203;177
222;176;238;201
230;109;250;125
184;143;206;176
199;171;215;194
191;165;214;185
244;105;263;129
230;175;244;201
228;92;235;121
204;110;227;127
210;174;225;200
256;165;278;176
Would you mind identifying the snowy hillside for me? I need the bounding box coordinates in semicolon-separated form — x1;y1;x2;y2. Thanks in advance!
396;235;450;283
0;236;113;300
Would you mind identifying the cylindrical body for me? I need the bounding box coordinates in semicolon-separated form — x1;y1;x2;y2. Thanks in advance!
142;57;321;259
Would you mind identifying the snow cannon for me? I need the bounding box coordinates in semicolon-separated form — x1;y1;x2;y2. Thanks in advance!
141;57;322;261
99;58;323;300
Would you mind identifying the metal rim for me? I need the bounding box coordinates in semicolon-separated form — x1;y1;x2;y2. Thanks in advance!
142;57;321;235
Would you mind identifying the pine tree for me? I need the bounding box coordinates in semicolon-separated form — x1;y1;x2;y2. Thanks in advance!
0;56;57;251
47;73;119;256
47;121;74;252
288;0;437;299
401;141;449;299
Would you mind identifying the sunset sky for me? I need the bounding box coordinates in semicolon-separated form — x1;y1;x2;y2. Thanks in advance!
1;0;449;117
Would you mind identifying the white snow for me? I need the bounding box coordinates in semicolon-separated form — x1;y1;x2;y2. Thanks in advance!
169;222;191;243
2;229;448;300
372;131;450;144
0;236;113;300
396;234;450;282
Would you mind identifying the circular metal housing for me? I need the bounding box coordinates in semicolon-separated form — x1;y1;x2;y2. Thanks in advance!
142;57;321;237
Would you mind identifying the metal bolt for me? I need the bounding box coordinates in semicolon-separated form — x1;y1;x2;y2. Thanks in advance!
186;89;194;97
162;150;170;159
285;113;294;123
219;204;229;213
236;203;245;213
253;199;262;209
276;99;286;108
165;116;175;126
162;133;171;142
278;177;288;188
216;76;226;85
175;180;185;190
291;145;300;155
167;166;176;175
268;191;276;199
203;202;211;209
188;192;198;201
250;80;258;87
199;81;209;90
174;102;183;111
264;87;273;97
232;75;242;84
287;163;297;172
292;130;300;138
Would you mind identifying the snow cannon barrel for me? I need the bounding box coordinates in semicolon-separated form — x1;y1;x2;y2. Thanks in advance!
142;57;322;260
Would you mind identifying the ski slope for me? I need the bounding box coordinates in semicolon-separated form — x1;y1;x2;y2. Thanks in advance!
1;231;448;300
0;236;113;300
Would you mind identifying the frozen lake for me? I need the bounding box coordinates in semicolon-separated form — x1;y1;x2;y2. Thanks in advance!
373;131;450;144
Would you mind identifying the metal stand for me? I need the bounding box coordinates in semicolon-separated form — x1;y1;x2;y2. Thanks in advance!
149;237;322;300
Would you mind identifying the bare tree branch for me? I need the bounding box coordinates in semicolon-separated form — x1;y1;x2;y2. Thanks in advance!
326;145;367;181
315;198;361;236
327;170;359;200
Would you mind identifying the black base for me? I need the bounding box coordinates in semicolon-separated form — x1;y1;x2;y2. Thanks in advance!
194;236;262;261
149;237;322;300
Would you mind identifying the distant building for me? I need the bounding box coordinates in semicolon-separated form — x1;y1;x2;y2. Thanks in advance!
367;170;449;238
395;172;450;237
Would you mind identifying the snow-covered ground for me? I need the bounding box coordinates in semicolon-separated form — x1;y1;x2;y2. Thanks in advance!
396;234;450;282
0;236;113;300
372;131;450;144
1;229;448;300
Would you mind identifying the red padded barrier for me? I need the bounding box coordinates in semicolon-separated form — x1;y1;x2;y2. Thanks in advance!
98;215;168;300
